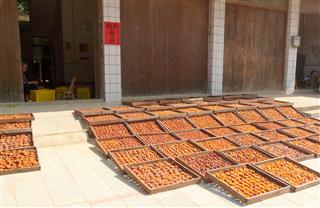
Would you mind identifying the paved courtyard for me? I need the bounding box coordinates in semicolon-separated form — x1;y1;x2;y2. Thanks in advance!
1;141;319;207
1;92;320;207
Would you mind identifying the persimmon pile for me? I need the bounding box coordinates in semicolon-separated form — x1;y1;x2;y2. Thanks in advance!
281;127;314;137
259;143;307;159
303;124;320;134
92;123;131;138
277;106;305;119
177;107;204;113
200;105;232;111
255;130;290;141
228;134;265;146
150;110;181;116
288;139;320;154
224;147;271;163
155;141;203;157
196;138;238;151
260;108;285;120
206;127;238;136
179;152;233;175
0;133;33;150
98;136;143;152
129;160;194;189
0;148;39;171
139;134;178;145
129;121;164;134
254;121;285;130
237;110;267;122
224;103;250;108
111;146;162;167
85;114;119;122
188;115;221;128
213;166;281;198
214;112;244;125
277;119;303;127
297;117;320;125
160;118;194;131
176;130;210;141
0;113;33;121
111;106;138;111
257;159;319;186
231;124;260;133
77;108;110;115
120;112;153;119
0;122;31;131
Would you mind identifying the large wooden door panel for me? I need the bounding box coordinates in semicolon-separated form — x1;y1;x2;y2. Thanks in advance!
223;4;286;92
121;0;208;97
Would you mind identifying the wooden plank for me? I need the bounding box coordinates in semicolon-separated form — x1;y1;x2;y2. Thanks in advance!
0;0;24;102
93;0;104;98
223;4;286;92
226;0;288;12
121;0;208;97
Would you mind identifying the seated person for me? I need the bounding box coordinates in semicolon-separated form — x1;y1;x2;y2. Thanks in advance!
22;63;38;101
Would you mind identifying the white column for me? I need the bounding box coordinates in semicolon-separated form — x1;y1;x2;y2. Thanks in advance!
103;0;121;102
208;0;225;95
283;0;300;95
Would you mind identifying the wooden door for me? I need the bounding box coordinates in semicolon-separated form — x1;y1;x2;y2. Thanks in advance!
223;4;286;92
121;0;208;97
0;0;24;102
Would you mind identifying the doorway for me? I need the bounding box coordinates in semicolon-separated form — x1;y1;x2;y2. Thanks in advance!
18;0;103;100
223;3;286;92
296;13;320;89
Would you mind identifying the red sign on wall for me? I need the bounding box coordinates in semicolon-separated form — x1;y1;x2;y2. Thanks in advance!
104;22;120;45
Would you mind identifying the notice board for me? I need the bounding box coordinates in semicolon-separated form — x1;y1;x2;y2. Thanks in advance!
104;22;120;45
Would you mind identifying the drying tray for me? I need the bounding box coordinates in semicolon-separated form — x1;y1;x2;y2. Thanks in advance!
0;146;41;175
109;145;166;172
123;157;201;194
255;141;315;162
95;135;146;157
253;157;320;192
0;113;35;124
0;130;34;150
82;113;125;125
176;150;238;178
205;163;291;205
74;108;113;116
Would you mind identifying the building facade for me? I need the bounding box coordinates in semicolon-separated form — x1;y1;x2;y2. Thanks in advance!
0;0;319;103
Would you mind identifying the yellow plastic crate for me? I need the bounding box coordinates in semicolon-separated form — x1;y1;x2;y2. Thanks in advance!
55;86;68;100
75;87;91;99
30;89;55;102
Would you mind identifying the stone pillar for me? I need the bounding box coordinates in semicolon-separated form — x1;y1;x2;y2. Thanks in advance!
283;0;300;95
103;0;121;102
208;0;225;95
0;0;24;102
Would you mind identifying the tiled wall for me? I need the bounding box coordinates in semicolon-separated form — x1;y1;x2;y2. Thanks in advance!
103;0;122;102
283;0;300;95
208;0;225;95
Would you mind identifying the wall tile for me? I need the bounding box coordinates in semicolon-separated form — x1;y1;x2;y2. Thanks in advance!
103;0;121;102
